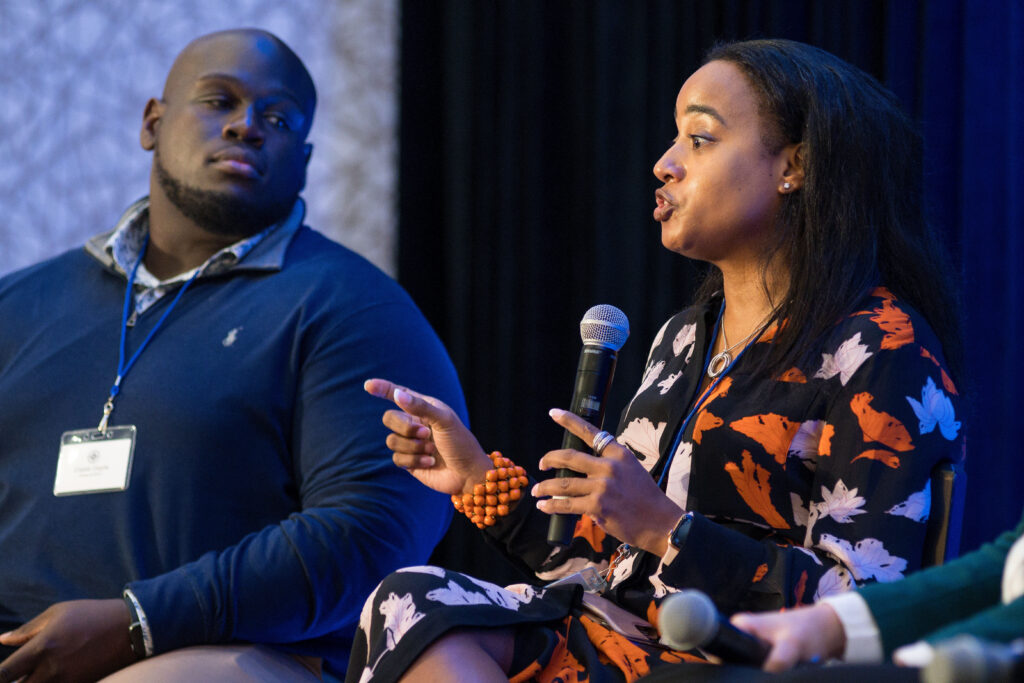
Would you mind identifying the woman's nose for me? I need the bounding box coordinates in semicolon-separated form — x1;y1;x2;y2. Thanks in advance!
653;144;684;183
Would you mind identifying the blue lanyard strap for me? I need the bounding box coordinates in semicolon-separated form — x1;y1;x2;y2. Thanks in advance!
98;234;202;431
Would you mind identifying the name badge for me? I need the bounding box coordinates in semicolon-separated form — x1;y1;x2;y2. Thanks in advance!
54;426;137;496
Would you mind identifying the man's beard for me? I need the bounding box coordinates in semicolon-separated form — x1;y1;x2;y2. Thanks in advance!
154;148;296;238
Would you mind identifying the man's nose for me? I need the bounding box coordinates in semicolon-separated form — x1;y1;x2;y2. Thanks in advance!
223;105;264;145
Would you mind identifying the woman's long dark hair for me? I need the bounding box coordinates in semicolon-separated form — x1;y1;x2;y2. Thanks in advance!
694;39;962;385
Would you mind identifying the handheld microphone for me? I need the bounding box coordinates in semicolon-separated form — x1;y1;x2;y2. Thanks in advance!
922;635;1024;683
546;304;629;546
658;589;770;667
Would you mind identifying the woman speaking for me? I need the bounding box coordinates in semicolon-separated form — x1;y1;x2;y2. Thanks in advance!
348;39;963;682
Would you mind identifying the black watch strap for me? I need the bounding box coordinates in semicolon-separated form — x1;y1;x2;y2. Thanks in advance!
662;511;694;566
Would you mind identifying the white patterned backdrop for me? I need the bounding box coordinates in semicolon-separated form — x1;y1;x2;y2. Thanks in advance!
0;0;398;276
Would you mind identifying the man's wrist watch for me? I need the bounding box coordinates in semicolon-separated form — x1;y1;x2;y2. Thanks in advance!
661;511;694;566
122;590;150;660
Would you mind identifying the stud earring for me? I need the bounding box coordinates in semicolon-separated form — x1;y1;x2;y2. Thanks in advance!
782;182;792;191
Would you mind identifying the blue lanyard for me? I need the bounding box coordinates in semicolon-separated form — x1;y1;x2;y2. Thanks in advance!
98;234;202;432
656;302;756;488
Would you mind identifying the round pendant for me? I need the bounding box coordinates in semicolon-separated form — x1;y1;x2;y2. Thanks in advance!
707;351;731;378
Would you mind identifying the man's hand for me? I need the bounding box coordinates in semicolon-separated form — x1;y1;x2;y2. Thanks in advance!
0;599;137;682
730;602;846;672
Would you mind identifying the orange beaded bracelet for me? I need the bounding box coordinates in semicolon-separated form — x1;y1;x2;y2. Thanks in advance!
451;451;529;529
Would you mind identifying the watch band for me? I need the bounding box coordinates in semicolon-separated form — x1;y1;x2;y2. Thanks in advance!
122;589;151;659
661;511;694;566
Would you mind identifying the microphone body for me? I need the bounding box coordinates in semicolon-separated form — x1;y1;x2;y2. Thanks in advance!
658;589;770;667
546;305;629;546
922;635;1024;683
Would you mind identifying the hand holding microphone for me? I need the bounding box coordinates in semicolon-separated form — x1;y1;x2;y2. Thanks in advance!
544;305;629;545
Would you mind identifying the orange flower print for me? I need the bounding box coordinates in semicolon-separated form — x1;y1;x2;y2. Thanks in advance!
920;347;958;395
850;392;914;452
580;614;652;680
659;650;706;664
870;286;897;301
852;449;901;468
870;299;914;350
574;514;607;552
730;413;802;465
757;320;784;343
778;367;807;383
793;570;809;607
724;450;790;529
753;563;769;583
698;376;733;412
692;410;723;444
819;424;835;457
533;628;587;683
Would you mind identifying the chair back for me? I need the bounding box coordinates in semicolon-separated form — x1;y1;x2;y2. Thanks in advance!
921;460;965;567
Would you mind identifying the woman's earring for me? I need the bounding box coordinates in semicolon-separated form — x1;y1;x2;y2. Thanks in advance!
782;182;792;191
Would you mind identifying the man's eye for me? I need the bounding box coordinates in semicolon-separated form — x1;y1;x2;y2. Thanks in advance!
264;113;291;130
202;97;231;109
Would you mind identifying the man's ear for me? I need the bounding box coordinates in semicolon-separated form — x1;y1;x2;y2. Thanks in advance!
779;142;806;192
140;98;164;151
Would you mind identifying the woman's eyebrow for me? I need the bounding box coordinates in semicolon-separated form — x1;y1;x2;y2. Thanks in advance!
682;103;727;126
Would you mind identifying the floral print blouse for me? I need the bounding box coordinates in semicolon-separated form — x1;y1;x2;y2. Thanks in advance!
488;287;964;620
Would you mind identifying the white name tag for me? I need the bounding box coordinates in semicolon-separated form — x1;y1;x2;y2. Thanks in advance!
54;426;137;496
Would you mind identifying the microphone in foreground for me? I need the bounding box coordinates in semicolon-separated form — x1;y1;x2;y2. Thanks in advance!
546;304;629;546
922;635;1024;683
658;589;770;667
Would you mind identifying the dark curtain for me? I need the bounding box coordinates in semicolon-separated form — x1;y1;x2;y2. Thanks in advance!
398;0;1024;585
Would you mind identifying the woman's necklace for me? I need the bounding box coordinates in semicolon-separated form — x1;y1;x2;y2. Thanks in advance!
707;313;773;378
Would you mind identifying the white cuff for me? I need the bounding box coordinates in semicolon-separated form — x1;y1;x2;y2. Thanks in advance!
820;591;884;663
123;588;155;657
893;640;935;667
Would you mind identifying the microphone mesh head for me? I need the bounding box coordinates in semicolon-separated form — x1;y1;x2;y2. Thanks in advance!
579;305;629;351
658;590;718;651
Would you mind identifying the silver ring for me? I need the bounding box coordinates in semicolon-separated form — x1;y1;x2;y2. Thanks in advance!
592;430;616;456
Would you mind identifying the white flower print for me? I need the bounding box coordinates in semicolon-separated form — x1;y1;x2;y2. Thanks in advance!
788;420;825;470
665;441;693;508
816;480;867;523
465;574;536;610
358;584;381;632
886;480;931;522
425;580;491;607
396;565;446;577
817;534;908;583
618;417;667;464
814;566;853;600
791;492;809;528
650;319;670;352
672;323;697;363
657;371;683;395
649;566;672;599
906;377;961;440
379;592;425;650
536;556;608;583
791;545;823;566
814;332;873;385
608;547;641;589
635;360;666;399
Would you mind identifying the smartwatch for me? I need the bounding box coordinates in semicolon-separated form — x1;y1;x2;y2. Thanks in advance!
661;511;694;566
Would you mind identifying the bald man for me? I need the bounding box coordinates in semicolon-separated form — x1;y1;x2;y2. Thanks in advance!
0;29;466;681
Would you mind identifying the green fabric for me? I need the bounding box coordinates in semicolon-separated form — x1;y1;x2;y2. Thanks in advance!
859;509;1024;657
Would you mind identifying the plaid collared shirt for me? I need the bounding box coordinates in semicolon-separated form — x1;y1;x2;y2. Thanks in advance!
103;202;282;318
